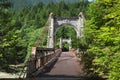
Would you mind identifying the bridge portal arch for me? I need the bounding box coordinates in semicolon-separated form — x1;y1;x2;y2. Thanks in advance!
54;23;78;37
47;12;85;48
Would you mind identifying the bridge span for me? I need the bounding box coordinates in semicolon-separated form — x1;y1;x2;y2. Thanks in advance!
39;52;84;78
26;47;86;80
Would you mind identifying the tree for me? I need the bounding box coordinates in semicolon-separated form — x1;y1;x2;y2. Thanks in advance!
0;0;13;70
83;0;120;79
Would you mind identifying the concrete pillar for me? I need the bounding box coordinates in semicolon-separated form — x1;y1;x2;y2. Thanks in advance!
47;13;55;48
76;12;85;53
59;37;62;49
78;12;85;37
69;38;72;51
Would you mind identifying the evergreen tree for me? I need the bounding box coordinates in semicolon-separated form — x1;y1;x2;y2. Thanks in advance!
0;0;13;70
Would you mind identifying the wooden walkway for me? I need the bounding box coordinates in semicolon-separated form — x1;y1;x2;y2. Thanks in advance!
38;52;85;79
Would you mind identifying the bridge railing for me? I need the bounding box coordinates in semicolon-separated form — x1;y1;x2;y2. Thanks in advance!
27;47;61;78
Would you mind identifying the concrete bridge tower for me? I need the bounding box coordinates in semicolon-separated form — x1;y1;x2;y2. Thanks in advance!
47;12;85;49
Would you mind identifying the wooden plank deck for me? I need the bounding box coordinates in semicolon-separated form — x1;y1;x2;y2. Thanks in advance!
39;52;85;79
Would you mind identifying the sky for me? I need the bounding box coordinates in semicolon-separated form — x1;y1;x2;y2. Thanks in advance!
88;0;94;2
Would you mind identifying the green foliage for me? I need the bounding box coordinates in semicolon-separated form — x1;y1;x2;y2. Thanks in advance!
0;0;16;70
83;0;120;79
109;52;120;80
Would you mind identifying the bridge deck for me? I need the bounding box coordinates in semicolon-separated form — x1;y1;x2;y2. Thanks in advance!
39;52;84;78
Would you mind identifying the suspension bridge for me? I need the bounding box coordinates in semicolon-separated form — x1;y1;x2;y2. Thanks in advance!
1;12;87;80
